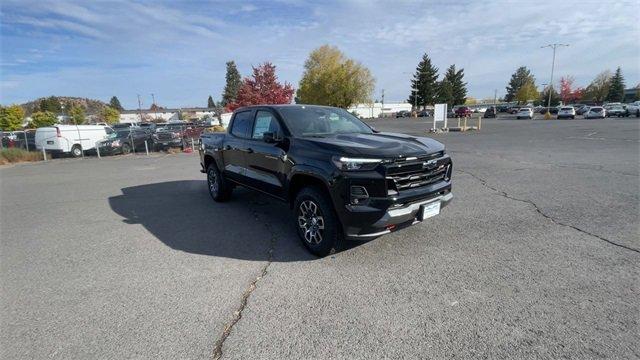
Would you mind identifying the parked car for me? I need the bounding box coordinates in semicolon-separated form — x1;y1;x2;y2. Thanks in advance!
199;105;453;256
417;110;431;117
576;105;590;115
508;107;520;114
98;128;152;155
455;107;472;117
35;125;113;157
497;105;510;113
483;107;497;118
605;104;627;117
138;122;157;134
516;108;533;119
557;106;576;119
395;110;410;118
625;101;640;117
584;107;606;119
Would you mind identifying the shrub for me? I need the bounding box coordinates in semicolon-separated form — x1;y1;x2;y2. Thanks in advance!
0;148;44;165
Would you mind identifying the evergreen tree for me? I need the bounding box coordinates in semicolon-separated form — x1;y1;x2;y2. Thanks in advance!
505;67;535;102
222;61;242;107
440;65;467;106
408;53;439;109
605;67;625;102
539;86;561;107
39;96;62;113
436;79;454;108
109;96;124;111
207;95;215;108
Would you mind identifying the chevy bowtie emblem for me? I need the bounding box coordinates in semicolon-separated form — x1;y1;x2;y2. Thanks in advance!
423;160;437;169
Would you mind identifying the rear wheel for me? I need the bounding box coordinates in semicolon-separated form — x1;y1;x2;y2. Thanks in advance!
294;187;341;257
71;145;82;158
207;163;232;202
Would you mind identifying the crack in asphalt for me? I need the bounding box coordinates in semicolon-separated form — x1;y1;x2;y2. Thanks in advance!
212;208;276;360
459;169;640;255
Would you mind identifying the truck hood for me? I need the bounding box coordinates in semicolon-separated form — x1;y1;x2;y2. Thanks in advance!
300;132;444;158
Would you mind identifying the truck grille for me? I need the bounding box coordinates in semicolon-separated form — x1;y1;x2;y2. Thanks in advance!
385;153;450;192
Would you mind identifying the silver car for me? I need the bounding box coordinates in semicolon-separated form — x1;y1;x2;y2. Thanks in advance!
557;106;576;119
584;106;606;119
516;107;533;119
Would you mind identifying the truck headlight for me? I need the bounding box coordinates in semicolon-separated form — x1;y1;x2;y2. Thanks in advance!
111;140;120;146
332;156;381;171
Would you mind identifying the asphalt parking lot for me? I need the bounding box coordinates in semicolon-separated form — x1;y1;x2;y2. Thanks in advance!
1;117;639;359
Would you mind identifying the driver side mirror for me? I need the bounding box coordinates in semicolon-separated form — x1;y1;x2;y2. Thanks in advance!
263;132;280;143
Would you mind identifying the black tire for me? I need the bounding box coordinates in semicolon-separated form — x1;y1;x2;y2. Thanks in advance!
294;186;342;257
70;144;83;158
206;163;232;202
122;143;131;154
571;115;575;119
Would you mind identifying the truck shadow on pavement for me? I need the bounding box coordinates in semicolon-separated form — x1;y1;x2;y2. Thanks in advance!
108;180;360;262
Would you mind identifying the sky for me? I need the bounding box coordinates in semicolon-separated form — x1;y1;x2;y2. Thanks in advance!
1;0;639;109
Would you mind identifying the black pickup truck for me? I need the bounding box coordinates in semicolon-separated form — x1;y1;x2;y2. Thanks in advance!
199;105;453;256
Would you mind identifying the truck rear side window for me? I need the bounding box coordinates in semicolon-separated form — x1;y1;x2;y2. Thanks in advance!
231;111;252;138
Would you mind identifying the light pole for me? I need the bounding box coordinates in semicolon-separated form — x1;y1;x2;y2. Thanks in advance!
541;43;569;118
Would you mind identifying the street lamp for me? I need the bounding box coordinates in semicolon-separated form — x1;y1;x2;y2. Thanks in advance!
541;43;569;118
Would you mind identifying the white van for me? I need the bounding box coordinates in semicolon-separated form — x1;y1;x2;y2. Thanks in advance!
35;125;113;157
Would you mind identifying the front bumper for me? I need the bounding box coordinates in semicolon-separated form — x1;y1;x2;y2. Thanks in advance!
342;186;453;240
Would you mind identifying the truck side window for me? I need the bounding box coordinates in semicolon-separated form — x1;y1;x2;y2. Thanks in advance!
252;111;280;140
231;111;252;138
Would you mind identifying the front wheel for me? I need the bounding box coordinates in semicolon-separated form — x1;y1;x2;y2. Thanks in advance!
122;143;131;154
294;187;342;257
207;163;232;202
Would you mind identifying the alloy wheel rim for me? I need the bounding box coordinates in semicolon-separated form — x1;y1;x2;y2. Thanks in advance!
298;200;324;244
208;169;218;196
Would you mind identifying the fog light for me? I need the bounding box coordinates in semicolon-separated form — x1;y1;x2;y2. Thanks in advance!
350;185;369;205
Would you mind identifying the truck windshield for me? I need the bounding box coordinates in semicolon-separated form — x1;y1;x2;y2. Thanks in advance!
278;106;373;137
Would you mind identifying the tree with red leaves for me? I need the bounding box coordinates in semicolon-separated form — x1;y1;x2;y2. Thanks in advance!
227;62;294;111
559;76;574;104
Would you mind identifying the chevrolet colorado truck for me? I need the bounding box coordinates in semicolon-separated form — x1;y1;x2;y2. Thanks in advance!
199;105;453;256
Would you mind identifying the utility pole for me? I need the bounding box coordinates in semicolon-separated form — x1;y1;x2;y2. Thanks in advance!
381;89;385;118
151;93;158;122
493;89;497;107
541;43;569;118
137;94;143;124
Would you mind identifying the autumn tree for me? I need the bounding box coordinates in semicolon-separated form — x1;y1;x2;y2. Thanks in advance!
30;111;57;128
505;67;535;102
296;45;375;108
227;62;294;111
515;79;538;104
69;105;85;125
583;70;612;103
408;53;439;108
606;67;625;102
100;106;120;124
0;105;25;130
222;61;242;107
109;96;124;111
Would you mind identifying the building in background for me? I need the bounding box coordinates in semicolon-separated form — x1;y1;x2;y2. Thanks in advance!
348;102;412;118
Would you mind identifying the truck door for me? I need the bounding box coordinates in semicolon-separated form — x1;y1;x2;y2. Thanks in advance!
243;109;288;198
223;110;254;184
